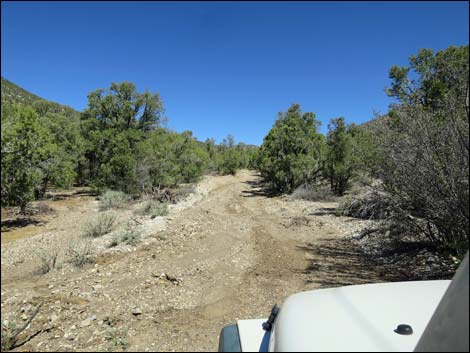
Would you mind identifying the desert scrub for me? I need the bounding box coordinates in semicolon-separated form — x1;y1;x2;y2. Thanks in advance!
32;242;61;275
99;190;130;210
336;190;395;220
82;212;117;238
21;202;54;216
289;185;336;202
134;200;168;218
173;185;195;202
66;238;94;267
109;221;142;247
105;327;129;351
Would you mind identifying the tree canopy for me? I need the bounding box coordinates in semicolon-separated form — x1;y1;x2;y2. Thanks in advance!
258;104;324;193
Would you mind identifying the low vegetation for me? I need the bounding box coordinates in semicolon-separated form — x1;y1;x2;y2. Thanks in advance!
82;212;117;238
35;247;60;275
110;221;142;247
66;238;94;267
289;185;336;202
104;327;129;351
134;200;168;218
99;190;131;210
336;190;395;220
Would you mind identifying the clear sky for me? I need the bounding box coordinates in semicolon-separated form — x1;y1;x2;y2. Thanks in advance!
2;1;468;145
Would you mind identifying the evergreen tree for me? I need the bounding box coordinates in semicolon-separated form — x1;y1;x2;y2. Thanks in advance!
1;105;56;211
258;104;324;192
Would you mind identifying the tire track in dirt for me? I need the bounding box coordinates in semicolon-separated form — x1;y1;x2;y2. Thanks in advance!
127;172;314;351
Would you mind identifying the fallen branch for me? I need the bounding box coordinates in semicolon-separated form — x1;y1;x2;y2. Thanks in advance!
2;302;44;351
130;217;143;225
354;227;381;240
10;328;44;350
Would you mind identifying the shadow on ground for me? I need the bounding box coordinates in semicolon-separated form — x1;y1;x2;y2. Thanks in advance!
46;189;98;201
241;177;280;198
1;218;44;232
297;238;389;288
309;207;337;216
299;237;455;288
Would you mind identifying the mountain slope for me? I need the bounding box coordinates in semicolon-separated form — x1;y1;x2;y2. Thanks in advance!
1;77;78;116
360;114;389;133
1;77;44;106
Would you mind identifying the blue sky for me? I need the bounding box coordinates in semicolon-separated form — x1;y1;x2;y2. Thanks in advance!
2;1;468;145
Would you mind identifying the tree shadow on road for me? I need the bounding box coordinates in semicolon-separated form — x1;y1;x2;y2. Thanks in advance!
298;236;455;288
241;178;279;198
297;238;390;288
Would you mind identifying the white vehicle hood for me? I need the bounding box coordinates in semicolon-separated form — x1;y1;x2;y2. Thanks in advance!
237;280;450;352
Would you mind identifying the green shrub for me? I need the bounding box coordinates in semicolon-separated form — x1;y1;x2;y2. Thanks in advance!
82;212;117;238
105;327;129;350
99;190;130;210
110;222;142;247
1;105;56;212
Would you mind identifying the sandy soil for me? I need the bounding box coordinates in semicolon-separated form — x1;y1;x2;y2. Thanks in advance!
1;170;379;352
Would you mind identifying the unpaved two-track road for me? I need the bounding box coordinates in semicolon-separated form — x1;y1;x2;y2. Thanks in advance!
1;170;370;351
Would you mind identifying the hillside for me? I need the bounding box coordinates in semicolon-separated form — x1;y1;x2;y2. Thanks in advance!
1;77;44;105
1;77;78;116
360;114;389;133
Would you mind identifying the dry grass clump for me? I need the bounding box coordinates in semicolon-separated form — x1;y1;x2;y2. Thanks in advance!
82;212;117;238
148;185;195;204
289;185;336;202
32;242;61;275
336;190;395;220
66;237;95;267
134;200;168;218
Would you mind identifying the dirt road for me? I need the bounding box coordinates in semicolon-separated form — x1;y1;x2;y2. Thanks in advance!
1;170;371;351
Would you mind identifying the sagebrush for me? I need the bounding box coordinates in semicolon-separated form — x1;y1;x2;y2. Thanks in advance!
110;222;142;247
82;212;117;238
289;185;336;202
134;200;168;218
99;190;130;210
66;238;94;267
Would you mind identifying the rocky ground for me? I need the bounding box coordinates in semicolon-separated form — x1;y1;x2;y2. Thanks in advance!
0;170;457;352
